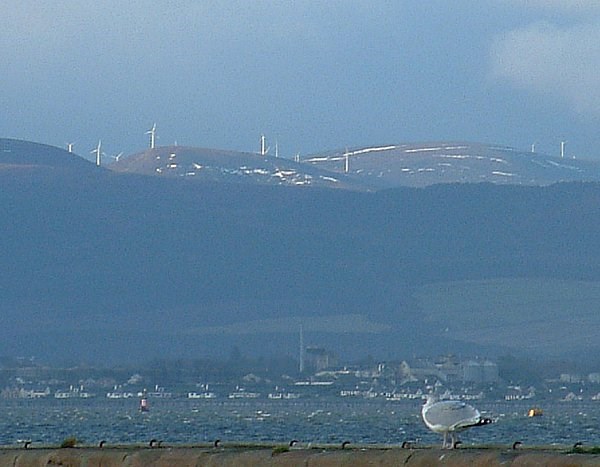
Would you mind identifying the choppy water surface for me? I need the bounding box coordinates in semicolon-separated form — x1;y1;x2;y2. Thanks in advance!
1;399;599;447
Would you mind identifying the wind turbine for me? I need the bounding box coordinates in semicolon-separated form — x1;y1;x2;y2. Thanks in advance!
146;123;157;149
531;143;536;153
561;140;567;159
260;134;269;156
66;142;74;153
91;140;104;167
109;152;124;163
275;140;279;158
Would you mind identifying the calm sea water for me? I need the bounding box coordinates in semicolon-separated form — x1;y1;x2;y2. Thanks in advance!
0;398;598;448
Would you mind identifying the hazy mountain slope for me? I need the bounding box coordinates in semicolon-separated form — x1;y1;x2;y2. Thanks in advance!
3;139;600;363
110;146;369;190
415;278;600;357
304;142;600;188
0;138;99;172
3;169;600;362
109;142;600;190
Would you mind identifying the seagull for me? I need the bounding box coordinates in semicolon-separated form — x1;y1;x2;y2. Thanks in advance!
421;395;492;448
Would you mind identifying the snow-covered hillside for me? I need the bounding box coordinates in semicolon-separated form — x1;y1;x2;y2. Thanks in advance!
303;142;600;188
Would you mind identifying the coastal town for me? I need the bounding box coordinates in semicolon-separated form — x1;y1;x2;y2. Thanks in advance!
2;352;600;406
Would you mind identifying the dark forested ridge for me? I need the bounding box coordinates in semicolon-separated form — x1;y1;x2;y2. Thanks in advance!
2;139;600;363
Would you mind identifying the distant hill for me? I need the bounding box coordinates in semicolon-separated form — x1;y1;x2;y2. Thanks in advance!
0;138;99;172
303;142;600;188
3;138;600;364
110;146;368;190
108;141;600;190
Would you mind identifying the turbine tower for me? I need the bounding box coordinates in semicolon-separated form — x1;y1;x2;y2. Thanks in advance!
531;143;535;153
344;148;350;174
299;325;305;374
561;140;566;159
146;123;157;149
91;140;103;167
67;143;74;153
260;134;268;156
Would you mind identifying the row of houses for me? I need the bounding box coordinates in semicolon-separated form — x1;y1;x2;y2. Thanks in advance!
399;355;500;384
309;353;500;385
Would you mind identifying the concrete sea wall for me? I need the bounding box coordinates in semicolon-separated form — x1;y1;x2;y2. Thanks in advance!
2;446;600;466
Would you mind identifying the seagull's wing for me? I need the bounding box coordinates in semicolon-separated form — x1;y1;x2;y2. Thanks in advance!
423;400;481;432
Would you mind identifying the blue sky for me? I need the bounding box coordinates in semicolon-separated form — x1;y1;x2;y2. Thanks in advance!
2;0;600;161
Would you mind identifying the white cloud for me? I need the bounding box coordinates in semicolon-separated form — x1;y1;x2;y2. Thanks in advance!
490;19;600;115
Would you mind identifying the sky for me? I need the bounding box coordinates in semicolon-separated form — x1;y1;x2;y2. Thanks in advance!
2;0;600;162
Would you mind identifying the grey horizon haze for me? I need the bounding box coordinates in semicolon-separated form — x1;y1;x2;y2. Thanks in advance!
2;1;600;161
